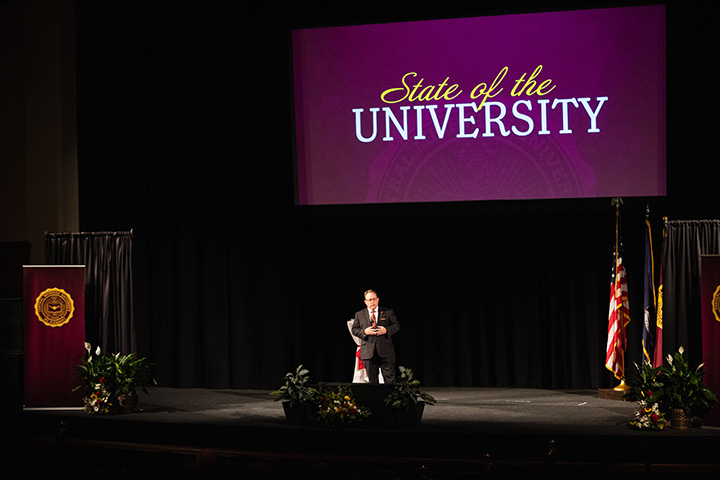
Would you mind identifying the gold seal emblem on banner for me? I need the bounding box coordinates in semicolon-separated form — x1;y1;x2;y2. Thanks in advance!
34;287;75;327
713;285;720;323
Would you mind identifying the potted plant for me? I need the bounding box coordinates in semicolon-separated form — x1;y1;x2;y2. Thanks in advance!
110;352;157;412
270;365;320;425
625;362;667;430
655;347;717;429
75;343;156;414
75;343;115;414
383;366;436;428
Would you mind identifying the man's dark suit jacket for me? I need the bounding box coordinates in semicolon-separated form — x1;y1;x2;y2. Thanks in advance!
351;307;400;361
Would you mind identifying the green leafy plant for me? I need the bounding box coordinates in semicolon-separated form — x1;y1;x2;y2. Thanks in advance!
384;366;436;409
270;364;319;406
74;342;156;414
74;343;115;413
625;361;667;430
655;346;717;415
112;352;156;397
624;361;663;403
75;344;110;388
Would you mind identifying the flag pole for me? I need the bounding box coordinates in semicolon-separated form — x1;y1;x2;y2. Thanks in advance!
610;197;630;391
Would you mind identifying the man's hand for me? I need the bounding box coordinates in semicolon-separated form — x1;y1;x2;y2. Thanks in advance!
365;326;387;336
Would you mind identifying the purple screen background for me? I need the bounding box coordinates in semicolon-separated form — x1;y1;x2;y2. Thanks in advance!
292;6;666;205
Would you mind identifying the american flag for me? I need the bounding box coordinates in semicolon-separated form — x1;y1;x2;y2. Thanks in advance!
605;212;631;380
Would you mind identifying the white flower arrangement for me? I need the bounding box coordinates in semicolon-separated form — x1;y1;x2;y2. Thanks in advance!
630;400;667;430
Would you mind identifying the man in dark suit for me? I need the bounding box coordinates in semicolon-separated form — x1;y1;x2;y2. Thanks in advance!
351;289;400;384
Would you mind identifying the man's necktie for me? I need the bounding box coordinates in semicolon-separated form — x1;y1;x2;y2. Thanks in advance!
371;310;376;328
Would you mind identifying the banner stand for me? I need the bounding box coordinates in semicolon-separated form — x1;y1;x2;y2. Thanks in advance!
23;265;86;409
700;255;720;428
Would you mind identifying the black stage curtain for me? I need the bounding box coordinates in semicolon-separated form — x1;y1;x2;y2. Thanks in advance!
81;182;655;390
659;220;720;367
45;232;135;355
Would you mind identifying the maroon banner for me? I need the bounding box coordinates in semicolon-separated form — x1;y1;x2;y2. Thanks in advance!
23;266;85;408
701;256;720;427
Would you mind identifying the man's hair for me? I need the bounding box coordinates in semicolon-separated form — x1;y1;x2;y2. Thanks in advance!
364;289;378;299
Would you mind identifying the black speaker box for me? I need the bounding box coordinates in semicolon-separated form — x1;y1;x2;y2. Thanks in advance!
0;353;24;410
0;298;23;353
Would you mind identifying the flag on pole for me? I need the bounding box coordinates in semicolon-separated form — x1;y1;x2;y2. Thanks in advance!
642;217;656;365
653;278;664;367
653;221;666;368
606;209;631;380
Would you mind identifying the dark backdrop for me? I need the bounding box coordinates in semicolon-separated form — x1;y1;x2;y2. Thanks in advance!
74;1;716;389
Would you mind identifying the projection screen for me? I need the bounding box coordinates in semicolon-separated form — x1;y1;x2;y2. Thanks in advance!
292;5;666;205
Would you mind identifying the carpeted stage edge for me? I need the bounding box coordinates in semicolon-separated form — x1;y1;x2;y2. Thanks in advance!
2;386;720;478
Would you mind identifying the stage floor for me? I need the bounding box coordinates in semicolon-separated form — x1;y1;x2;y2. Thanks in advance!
3;387;720;478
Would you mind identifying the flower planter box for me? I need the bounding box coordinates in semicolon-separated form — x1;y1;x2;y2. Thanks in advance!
386;402;425;429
